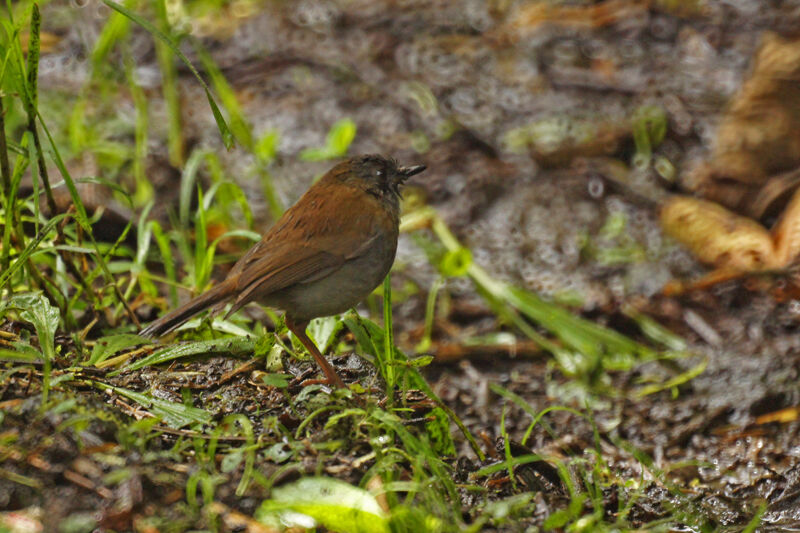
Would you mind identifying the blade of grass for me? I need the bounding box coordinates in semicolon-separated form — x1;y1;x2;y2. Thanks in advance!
0;93;13;272
36;112;141;327
102;0;233;149
86;333;148;366
123;47;153;206
149;220;178;305
153;0;183;166
406;208;691;379
0;213;66;291
634;356;707;398
382;274;396;393
22;5;54;216
191;37;253;150
114;336;256;375
194;186;210;290
179;148;207;227
254;130;283;220
88;380;213;428
90;0;130;70
344;313;484;460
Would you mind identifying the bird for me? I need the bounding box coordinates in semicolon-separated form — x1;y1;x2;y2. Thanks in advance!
141;154;426;388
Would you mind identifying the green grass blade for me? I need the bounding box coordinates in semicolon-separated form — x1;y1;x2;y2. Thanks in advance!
191;38;253;150
179;148;206;227
86;333;148;366
0;213;66;291
116;337;256;374
382;274;396;392
89;381;212;428
102;0;234;149
344;314;483;459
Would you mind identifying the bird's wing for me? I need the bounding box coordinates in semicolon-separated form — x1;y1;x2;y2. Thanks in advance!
233;225;385;292
224;183;395;315
225;243;343;315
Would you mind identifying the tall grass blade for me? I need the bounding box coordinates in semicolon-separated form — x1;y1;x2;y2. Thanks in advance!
382;274;397;392
102;0;234;149
88;381;212;428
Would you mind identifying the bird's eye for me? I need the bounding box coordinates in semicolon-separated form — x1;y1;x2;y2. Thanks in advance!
376;170;383;177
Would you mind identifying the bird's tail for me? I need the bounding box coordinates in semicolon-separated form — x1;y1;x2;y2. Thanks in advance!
140;280;235;338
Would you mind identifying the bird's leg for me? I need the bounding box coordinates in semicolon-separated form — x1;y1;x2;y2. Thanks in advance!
285;317;346;389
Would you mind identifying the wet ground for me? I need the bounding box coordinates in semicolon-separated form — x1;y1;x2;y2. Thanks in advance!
5;0;800;530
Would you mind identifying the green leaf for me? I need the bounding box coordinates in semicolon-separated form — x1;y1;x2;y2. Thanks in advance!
382;274;396;391
256;477;389;533
87;333;148;366
90;382;212;428
623;306;687;351
307;316;343;354
0;342;41;362
6;293;58;362
24;4;41;113
328;118;357;156
438;247;472;277
300;118;357;161
220;449;244;473
399;355;434;368
635;356;708;397
90;5;130;69
543;508;571;530
179;148;207;227
255;130;279;162
260;373;290;388
116;337;256;374
4;292;59;404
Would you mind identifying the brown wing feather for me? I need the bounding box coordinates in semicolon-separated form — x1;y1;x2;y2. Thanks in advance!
223;179;396;315
225;248;343;317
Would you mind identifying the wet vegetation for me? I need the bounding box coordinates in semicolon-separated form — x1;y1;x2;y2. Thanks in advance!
2;1;800;532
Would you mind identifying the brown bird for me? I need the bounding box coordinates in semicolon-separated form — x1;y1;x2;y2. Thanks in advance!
141;154;426;388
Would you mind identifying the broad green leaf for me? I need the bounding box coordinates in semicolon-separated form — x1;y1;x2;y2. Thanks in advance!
6;292;58;362
307;316;343;354
117;337;256;374
260;373;289;388
5;292;59;404
87;333;148;366
257;477;389;533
